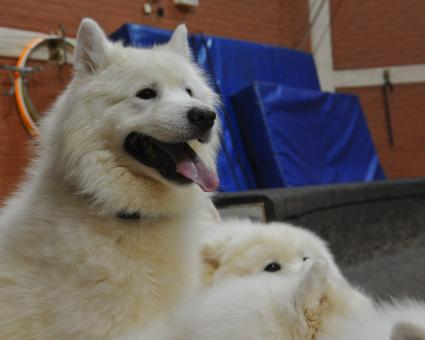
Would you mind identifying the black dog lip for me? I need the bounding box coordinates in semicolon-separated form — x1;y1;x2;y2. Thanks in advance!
123;132;194;185
124;132;197;161
125;132;189;152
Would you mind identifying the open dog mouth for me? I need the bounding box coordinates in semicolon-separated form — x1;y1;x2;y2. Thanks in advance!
124;132;219;192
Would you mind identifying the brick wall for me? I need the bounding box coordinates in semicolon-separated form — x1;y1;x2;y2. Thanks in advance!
332;0;425;180
0;0;309;47
339;84;425;179
331;0;425;69
0;73;30;200
0;56;74;200
0;0;310;201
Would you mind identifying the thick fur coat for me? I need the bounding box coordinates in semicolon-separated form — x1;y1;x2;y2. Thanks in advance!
130;259;425;340
0;19;219;339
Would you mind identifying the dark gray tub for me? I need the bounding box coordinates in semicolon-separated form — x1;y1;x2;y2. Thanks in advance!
214;178;425;300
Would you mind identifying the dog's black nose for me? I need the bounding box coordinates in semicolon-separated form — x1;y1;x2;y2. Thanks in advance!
187;108;216;130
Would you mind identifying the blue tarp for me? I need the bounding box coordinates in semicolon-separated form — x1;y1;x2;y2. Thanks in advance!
189;36;321;192
111;24;321;191
232;82;385;188
111;24;170;47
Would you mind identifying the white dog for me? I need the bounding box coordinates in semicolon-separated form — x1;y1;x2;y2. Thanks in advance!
0;19;219;338
129;259;425;340
200;219;344;286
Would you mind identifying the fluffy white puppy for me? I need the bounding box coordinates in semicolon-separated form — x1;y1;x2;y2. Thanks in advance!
200;219;344;286
127;259;425;340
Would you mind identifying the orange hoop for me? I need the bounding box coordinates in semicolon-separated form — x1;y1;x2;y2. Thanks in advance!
14;36;75;137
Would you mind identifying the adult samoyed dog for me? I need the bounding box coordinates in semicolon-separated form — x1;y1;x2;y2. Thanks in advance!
0;18;220;338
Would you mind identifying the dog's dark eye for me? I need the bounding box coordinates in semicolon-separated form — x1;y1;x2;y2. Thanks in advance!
303;256;309;261
136;88;157;100
186;88;193;97
263;262;281;272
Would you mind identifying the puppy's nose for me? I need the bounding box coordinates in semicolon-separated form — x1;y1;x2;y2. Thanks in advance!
187;108;216;130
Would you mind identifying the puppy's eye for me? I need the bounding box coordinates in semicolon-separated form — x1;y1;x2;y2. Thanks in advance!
263;262;281;272
302;256;309;261
136;88;157;100
186;88;193;97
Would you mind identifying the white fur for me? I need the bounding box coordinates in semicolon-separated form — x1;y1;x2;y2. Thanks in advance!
200;219;344;286
127;259;425;340
316;297;425;340
391;321;425;340
0;18;219;338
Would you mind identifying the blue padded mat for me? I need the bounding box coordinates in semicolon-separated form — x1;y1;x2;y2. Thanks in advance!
231;82;385;188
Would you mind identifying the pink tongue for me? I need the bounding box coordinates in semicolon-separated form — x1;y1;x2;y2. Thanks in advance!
160;143;219;192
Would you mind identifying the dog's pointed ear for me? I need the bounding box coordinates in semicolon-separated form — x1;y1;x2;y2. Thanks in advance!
167;24;190;58
295;259;328;311
74;18;110;75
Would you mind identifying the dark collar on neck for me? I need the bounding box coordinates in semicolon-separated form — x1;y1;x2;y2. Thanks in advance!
117;210;141;220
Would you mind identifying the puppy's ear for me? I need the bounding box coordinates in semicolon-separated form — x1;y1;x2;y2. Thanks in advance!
295;259;328;312
74;18;110;75
200;224;246;286
391;322;425;340
167;24;190;58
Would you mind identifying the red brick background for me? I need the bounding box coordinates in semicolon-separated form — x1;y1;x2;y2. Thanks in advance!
331;0;425;69
0;57;31;201
339;85;425;179
0;0;309;47
332;0;425;180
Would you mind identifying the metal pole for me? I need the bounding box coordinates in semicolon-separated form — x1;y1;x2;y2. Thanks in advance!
382;69;394;146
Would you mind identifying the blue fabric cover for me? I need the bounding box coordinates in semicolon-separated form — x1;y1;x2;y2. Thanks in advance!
110;24;321;191
189;36;321;192
110;23;170;47
232;82;385;188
